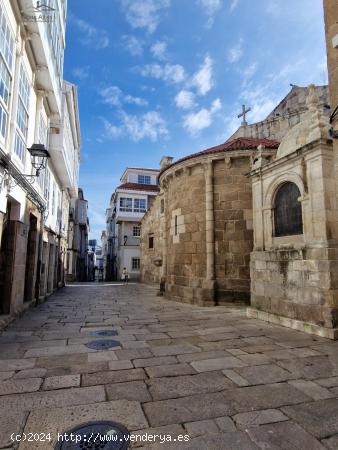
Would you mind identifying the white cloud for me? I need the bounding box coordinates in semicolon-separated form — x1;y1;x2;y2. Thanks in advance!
122;35;144;56
150;41;168;60
197;0;222;27
102;111;168;142
70;16;109;49
229;0;239;12
240;62;258;80
192;55;214;95
227;38;243;63
99;86;148;107
72;66;90;80
183;98;221;136
102;118;124;139
120;0;171;34
100;86;122;106
140;63;186;83
175;90;196;110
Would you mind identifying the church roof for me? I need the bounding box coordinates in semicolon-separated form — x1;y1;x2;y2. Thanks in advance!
160;137;279;175
117;183;160;192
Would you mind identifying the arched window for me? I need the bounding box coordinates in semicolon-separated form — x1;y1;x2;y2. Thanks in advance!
274;182;303;237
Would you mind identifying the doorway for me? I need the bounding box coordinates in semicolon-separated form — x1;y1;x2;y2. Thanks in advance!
24;214;38;302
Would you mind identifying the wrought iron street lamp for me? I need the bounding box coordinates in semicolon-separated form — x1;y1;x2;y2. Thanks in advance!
28;143;50;176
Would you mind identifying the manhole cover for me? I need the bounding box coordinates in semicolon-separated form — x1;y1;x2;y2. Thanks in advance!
85;340;121;350
90;330;118;337
55;421;130;449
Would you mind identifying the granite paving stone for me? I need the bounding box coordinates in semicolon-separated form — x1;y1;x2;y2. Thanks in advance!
247;421;326;450
143;392;236;427
145;363;197;378
42;375;80;390
190;356;246;372
233;363;295;385
321;435;338;449
233;409;289;429
288;379;334;400
82;368;147;386
134;356;177;368
147;372;234;400
19;400;148;450
214;416;237;432
183;419;219;437
1;283;337;448
106;381;152;402
0;411;28;448
0;378;42;395
282;398;338;439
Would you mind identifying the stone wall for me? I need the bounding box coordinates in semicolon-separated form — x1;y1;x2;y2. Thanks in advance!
250;248;338;335
140;194;163;285
164;164;207;304
140;149;271;306
249;94;338;338
213;157;253;303
228;86;329;143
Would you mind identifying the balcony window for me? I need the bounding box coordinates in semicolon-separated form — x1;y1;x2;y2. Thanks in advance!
134;198;146;213
120;197;133;212
138;175;151;184
0;4;14;71
0;103;7;140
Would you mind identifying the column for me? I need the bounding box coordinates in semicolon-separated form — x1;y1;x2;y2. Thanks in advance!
205;161;215;281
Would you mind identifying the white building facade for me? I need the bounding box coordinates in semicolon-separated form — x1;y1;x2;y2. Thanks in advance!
105;168;159;281
0;0;81;323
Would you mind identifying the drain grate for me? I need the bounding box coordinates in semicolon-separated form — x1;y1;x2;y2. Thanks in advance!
55;421;130;449
90;330;118;337
85;340;121;350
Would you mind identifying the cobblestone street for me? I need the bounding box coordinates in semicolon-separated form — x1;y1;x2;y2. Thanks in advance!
0;283;338;449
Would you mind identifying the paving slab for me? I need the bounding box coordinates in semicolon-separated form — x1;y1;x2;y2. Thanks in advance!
233;409;289;429
134;356;177;368
0;378;42;395
282;398;338;439
106;381;152;402
145;363;197;378
42;375;80;390
143;392;236;427
0;386;105;412
233;363;295;385
184;419;219;437
147;372;234;400
82;368;147;386
247;421;326;450
1;283;338;448
223;383;311;413
0;410;28;448
18;400;148;450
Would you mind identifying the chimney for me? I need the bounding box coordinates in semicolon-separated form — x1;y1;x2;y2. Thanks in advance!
160;156;173;170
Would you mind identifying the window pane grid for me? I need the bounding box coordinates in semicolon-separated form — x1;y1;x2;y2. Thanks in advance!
14;132;25;162
0;102;7;139
134;198;146;213
120;197;132;212
138;175;151;185
133;226;140;237
132;258;140;270
0;4;14;71
0;56;10;106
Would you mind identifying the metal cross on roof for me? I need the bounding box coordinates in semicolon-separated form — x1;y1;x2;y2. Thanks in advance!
237;105;251;126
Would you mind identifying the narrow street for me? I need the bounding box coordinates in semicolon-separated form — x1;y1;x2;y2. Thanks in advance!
0;283;338;450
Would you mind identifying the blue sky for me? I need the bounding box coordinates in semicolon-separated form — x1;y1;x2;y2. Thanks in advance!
64;0;327;241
